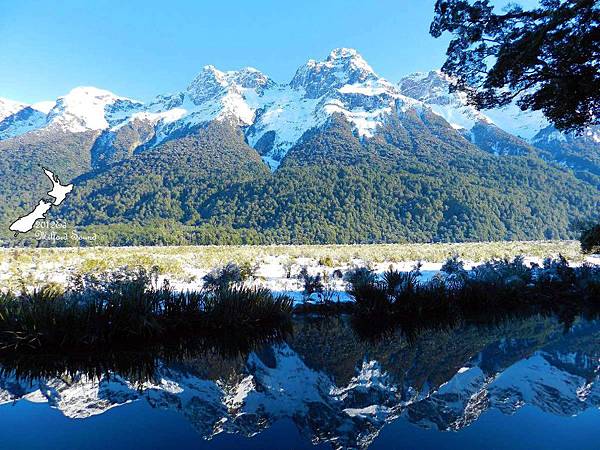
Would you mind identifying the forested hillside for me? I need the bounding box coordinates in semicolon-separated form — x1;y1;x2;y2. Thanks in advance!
40;116;598;246
1;48;598;246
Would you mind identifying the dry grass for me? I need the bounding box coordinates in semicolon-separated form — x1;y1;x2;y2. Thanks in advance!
0;241;584;291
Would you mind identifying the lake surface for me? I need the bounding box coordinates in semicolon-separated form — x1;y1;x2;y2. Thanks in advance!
0;316;598;450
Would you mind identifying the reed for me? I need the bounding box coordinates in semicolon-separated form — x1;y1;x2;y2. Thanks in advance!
348;256;600;339
0;268;292;355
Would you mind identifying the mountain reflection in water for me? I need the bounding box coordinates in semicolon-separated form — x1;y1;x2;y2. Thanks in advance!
0;316;599;450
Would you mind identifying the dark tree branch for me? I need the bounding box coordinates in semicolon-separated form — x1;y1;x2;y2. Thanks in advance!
430;0;600;133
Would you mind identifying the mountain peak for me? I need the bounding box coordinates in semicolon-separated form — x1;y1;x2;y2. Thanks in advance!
186;67;228;105
31;100;56;114
197;64;228;82
46;86;138;132
64;86;120;98
326;47;372;69
398;70;552;140
187;65;273;105
228;67;274;91
398;71;491;130
290;48;377;98
326;48;376;76
328;47;359;58
0;97;28;122
399;70;455;99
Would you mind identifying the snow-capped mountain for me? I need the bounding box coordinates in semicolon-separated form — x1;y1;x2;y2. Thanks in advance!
534;125;600;148
148;65;275;132
531;124;600;175
1;47;598;244
0;87;139;140
1;47;597;172
398;70;600;172
45;87;142;133
398;70;491;131
398;70;544;157
0;99;55;140
0;48;427;170
247;48;422;167
397;70;554;141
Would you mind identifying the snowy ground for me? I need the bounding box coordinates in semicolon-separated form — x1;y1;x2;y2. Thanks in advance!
0;243;597;305
154;254;600;305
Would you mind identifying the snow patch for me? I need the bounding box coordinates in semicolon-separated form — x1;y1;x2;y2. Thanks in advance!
47;87;137;133
0;97;28;121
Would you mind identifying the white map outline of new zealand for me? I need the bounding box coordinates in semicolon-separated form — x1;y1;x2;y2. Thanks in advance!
9;167;74;236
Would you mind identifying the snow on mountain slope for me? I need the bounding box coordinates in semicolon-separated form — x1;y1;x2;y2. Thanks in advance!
2;47;596;173
97;47;430;169
0;48;435;171
398;70;561;157
397;69;574;147
46;86;142;133
31;100;56;114
98;65;276;154
0;87;142;139
533;125;600;150
290;48;379;98
0;99;55;139
0;98;28;122
532;124;600;173
485;104;549;142
398;70;598;176
0;105;50;139
248;48;423;168
398;70;491;131
180;65;274;127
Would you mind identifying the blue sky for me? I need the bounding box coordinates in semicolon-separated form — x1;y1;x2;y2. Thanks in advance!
0;0;535;104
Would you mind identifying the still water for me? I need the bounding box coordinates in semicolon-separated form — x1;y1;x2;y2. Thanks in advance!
0;316;598;450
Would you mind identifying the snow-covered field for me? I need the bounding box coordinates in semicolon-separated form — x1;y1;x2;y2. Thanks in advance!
207;253;598;304
1;241;597;303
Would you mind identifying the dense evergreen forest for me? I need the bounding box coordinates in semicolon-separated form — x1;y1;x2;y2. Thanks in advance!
5;115;591;246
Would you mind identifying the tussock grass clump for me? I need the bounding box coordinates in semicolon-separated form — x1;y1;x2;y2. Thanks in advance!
202;262;245;291
203;287;292;336
298;267;324;300
349;256;600;339
0;267;292;355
